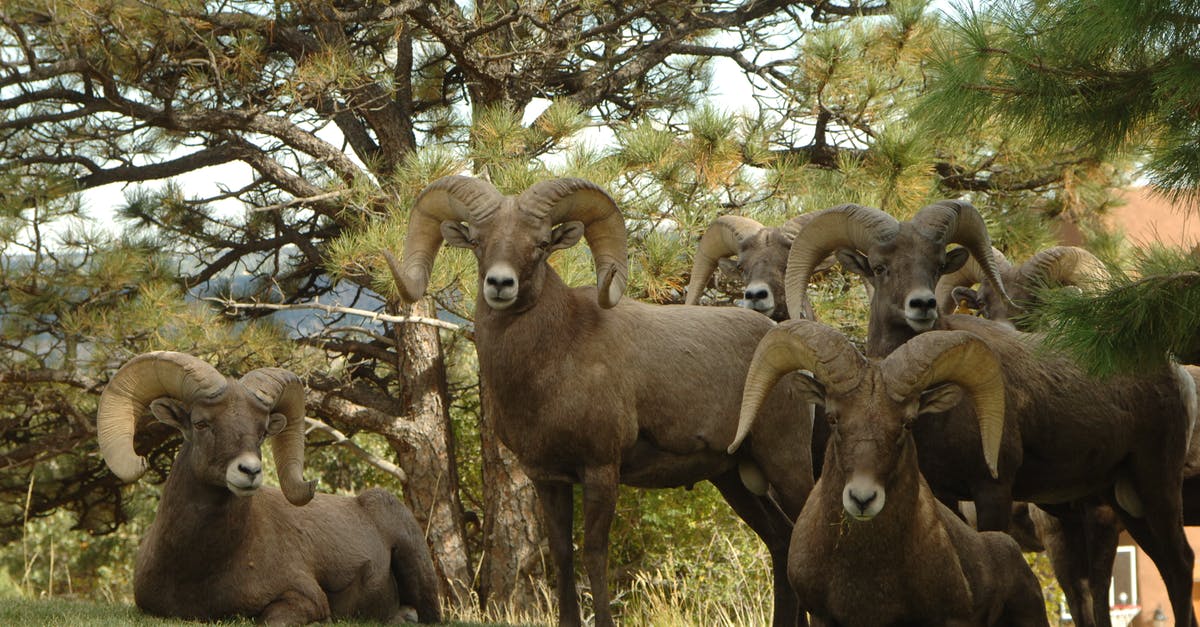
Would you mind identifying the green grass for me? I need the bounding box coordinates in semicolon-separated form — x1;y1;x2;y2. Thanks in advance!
0;597;515;626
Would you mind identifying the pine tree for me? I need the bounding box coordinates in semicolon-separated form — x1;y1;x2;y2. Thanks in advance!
918;0;1200;373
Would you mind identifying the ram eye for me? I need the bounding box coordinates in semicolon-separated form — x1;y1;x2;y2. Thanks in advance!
193;420;210;431
536;240;551;251
872;264;887;275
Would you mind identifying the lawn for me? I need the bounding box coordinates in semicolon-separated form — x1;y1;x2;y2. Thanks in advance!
0;596;525;626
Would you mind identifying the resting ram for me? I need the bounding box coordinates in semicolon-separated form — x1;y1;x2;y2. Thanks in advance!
684;214;829;320
384;176;815;627
735;320;1049;627
782;200;1199;626
96;352;441;625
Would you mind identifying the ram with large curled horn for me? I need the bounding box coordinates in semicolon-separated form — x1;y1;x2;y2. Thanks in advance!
785;199;1199;626
684;213;831;321
384;175;819;627
97;351;441;624
934;244;1138;627
936;245;1108;324
784;200;1010;356
732;320;1049;627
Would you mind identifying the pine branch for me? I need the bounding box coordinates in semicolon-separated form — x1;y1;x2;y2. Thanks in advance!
1031;271;1200;375
304;418;407;483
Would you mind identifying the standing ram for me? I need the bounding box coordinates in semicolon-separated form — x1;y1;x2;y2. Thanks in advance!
96;352;441;625
735;319;1050;627
384;175;816;627
782;200;1199;626
939;244;1200;627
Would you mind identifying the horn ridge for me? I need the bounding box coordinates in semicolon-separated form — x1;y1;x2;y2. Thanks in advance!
1018;246;1106;288
391;176;503;303
241;368;314;506
730;320;866;452
521;178;629;308
911;200;1011;306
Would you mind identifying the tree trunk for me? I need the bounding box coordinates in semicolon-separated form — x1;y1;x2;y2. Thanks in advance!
478;382;549;616
391;299;472;604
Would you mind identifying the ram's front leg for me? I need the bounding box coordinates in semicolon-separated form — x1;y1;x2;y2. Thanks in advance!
260;587;330;626
582;464;619;627
535;479;580;627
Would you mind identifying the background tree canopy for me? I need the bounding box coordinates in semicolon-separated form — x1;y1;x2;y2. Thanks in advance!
0;0;1173;621
918;0;1200;374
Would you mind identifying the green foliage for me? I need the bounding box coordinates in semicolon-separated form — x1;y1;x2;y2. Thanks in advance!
1028;246;1200;375
921;0;1200;201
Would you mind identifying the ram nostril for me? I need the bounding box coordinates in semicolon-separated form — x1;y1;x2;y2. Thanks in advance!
238;462;261;477
850;489;877;511
486;276;515;288
745;289;769;301
908;297;937;311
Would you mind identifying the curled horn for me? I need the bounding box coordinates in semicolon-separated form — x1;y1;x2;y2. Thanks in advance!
777;212;817;243
784;204;900;320
240;368;314;506
96;352;228;482
684;216;765;305
911;200;1011;306
730;319;866;453
880;331;1006;478
386;176;503;303
1018;246;1107;289
936;247;1011;314
520;178;629;308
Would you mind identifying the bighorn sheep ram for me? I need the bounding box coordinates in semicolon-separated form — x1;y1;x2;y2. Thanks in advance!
940;246;1200;627
783;201;1199;626
384;176;815;627
939;244;1117;627
734;320;1049;627
684;214;826;320
936;245;1108;322
96;352;441;624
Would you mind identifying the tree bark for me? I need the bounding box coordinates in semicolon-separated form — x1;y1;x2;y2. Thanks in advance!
390;299;472;604
479;382;549;615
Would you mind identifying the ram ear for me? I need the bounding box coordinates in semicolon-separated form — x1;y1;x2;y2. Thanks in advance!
836;249;871;278
717;257;740;277
266;412;288;437
944;247;970;274
150;398;191;439
440;221;474;249
951;286;982;311
918;383;964;415
549;221;585;252
792;371;827;407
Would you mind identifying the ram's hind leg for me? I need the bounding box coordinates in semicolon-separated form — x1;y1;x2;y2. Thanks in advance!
1118;460;1196;627
534;479;580;627
358;488;442;623
260;587;330;626
711;470;805;627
